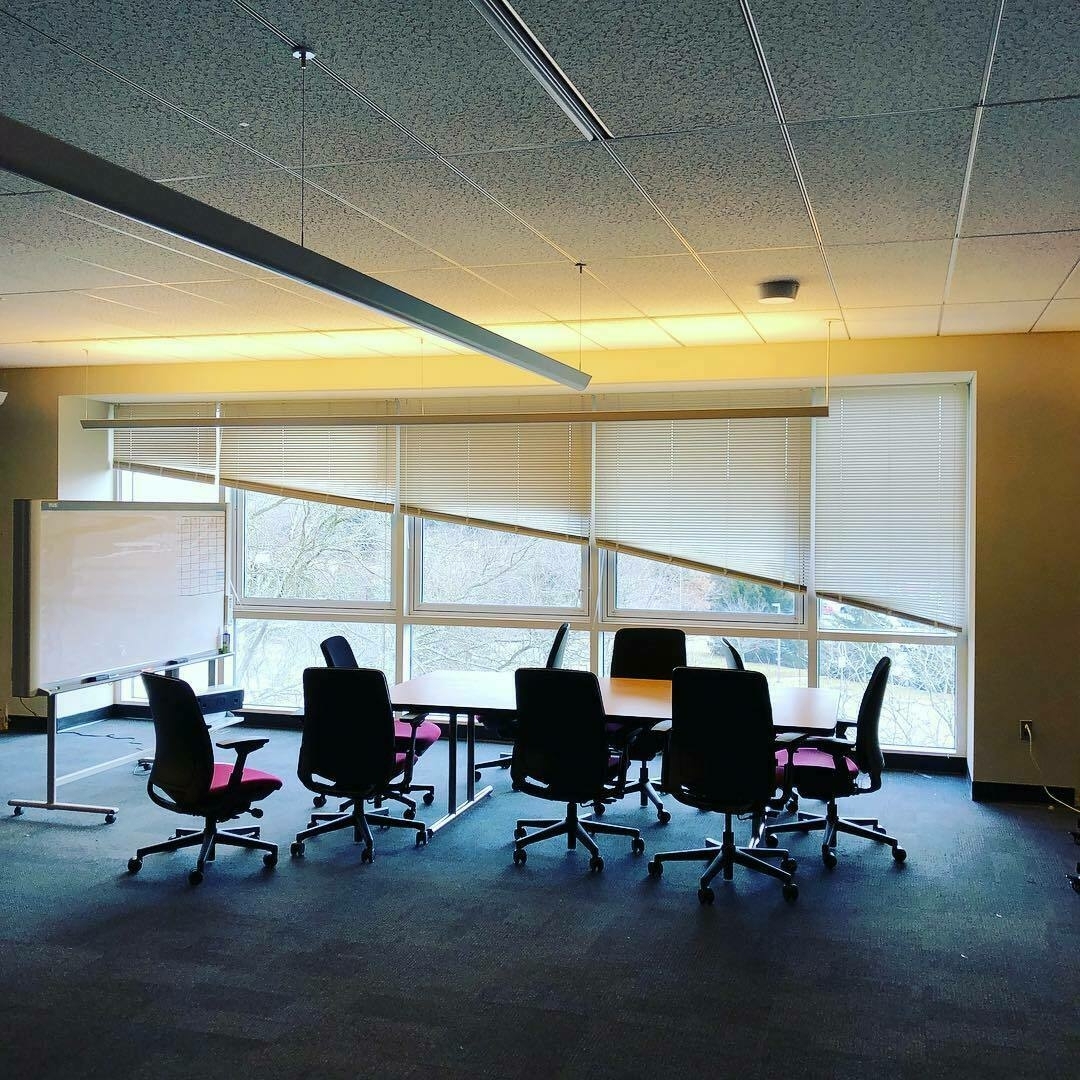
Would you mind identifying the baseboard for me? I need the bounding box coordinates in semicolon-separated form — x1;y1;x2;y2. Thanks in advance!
971;780;1077;805
234;708;303;730
885;752;967;775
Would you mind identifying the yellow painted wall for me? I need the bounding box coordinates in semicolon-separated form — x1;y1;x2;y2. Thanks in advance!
2;331;1079;790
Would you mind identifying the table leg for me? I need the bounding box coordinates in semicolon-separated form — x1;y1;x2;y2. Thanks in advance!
428;711;493;836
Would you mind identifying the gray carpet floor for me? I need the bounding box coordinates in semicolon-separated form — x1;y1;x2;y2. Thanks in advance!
1;719;1077;1080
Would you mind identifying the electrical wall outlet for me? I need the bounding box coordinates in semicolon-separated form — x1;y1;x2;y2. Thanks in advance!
1019;721;1033;743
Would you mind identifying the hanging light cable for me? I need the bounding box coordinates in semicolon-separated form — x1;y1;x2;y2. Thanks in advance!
575;261;586;373
291;45;315;248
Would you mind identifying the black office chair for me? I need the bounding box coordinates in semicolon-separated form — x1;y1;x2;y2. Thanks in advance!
511;668;645;871
763;656;906;867
647;667;799;903
320;635;438;812
721;637;745;670
602;626;686;823
474;622;570;778
290;667;430;862
127;672;282;885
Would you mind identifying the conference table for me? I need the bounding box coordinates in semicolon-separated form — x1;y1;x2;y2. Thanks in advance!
391;670;841;836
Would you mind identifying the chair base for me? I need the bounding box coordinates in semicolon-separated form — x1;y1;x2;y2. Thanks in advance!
648;814;798;902
596;759;670;823
513;801;644;870
474;751;512;779
127;816;278;884
762;801;906;867
292;802;430;863
315;782;437;814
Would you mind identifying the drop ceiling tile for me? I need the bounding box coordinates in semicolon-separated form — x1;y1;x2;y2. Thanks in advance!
844;306;942;339
617;128;816;251
963;101;1080;235
828;240;952;308
745;309;842;342
949;233;1080;303
252;0;572;153
589;256;737;317
314;161;559;266
177;280;383;332
0;253;144;294
0;291;164;342
1032;298;1080;333
654;315;760;346
0;176;45;195
170;172;448;273
0;11;259;181
377;269;552;325
940;300;1045;334
792;111;971;244
514;0;773;134
455;142;683;261
1060;260;1080;300
476;263;640;322
752;0;997;120
577;319;680;349
987;0;1080;102
701;248;832;311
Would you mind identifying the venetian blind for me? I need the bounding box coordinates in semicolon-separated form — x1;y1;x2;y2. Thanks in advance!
593;390;813;589
112;402;218;483
399;396;592;543
814;383;968;630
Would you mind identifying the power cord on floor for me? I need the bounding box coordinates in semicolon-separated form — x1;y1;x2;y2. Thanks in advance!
1022;721;1080;814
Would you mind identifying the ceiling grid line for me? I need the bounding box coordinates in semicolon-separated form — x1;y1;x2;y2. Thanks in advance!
936;0;1009;333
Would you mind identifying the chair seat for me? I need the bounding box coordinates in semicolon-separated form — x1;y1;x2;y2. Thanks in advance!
209;762;283;800
775;747;859;798
395;718;441;752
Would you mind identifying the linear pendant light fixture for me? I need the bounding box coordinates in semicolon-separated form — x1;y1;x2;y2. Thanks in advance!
467;0;613;141
0;113;592;391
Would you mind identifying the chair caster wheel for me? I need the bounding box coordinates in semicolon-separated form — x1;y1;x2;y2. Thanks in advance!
657;809;671;824
290;841;305;858
360;847;374;864
786;797;799;813
783;882;799;902
104;813;116;825
892;846;907;863
13;805;23;816
764;833;779;848
631;836;646;855
415;831;428;848
513;847;527;866
312;794;327;808
874;825;887;834
422;792;435;805
647;858;663;878
780;857;797;874
127;857;142;874
589;855;605;872
822;847;837;868
514;826;528;839
403;808;416;820
1071;876;1080;894
474;771;483;783
263;851;278;868
188;868;204;886
592;801;605;816
697;886;715;905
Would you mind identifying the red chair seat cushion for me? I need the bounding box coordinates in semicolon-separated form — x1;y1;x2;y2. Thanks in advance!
209;762;283;801
775;747;859;798
394;718;441;753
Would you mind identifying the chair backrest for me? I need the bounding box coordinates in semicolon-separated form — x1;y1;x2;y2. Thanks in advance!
142;672;214;807
665;667;776;810
300;667;397;794
610;627;686;680
545;622;570;669
721;637;745;670
511;668;611;801
320;635;358;669
853;656;891;781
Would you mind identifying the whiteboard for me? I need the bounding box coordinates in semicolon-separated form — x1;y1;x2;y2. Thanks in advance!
12;501;227;694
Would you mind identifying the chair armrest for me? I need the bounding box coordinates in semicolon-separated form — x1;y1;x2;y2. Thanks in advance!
650;720;672;736
215;737;270;789
394;712;429;728
216;737;269;753
774;732;806;746
801;735;855;757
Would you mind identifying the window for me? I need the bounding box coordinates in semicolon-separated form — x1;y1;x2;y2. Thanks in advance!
611;551;798;619
242;491;392;605
818;640;956;752
818;598;953;635
409;624;588;676
415;518;585;612
235;619;395;709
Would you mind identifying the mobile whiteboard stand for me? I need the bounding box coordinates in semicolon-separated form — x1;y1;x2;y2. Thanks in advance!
8;652;233;823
